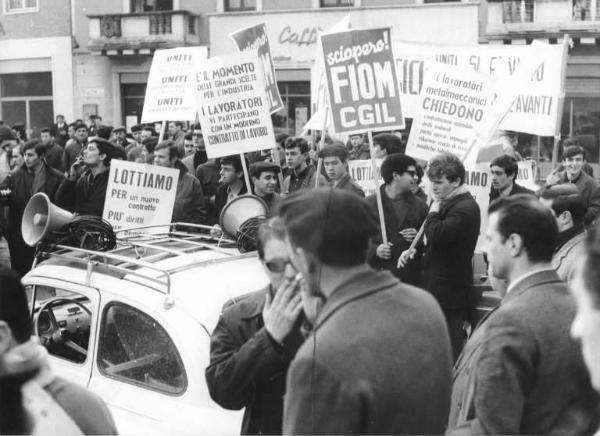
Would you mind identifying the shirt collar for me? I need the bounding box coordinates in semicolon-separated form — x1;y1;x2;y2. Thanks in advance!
506;267;555;295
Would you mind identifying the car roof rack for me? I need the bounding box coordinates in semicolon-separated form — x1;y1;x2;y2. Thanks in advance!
35;223;254;309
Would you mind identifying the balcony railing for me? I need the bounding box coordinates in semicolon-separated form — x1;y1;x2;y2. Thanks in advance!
573;0;600;21
503;0;534;23
88;11;199;54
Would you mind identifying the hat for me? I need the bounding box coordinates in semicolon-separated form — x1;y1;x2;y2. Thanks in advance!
96;125;113;140
131;124;143;133
113;126;125;133
278;188;378;266
250;161;281;178
0;126;16;143
88;137;115;158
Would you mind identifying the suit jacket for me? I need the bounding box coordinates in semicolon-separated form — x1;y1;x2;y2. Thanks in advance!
206;287;304;435
284;269;453;435
422;191;480;309
552;228;587;286
172;163;206;224
556;170;600;226
55;168;109;217
447;269;598;435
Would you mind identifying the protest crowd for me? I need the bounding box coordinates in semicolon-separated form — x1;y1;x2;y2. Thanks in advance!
4;22;600;436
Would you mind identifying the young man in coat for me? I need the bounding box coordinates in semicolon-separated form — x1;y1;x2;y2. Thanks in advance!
489;154;535;202
206;218;304;435
282;137;327;194
153;141;206;224
447;195;598;434
400;152;480;360
0;140;64;276
368;153;427;286
250;161;282;215
318;144;364;197
281;188;452;435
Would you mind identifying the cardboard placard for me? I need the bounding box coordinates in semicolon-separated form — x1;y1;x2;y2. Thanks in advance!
196;50;276;158
103;160;179;232
321;28;404;134
141;46;208;124
229;23;284;114
347;159;383;197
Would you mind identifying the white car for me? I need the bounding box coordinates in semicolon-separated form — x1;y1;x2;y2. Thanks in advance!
24;227;270;435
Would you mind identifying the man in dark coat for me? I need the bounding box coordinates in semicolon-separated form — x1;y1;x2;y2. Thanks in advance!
50;114;69;147
447;195;598;434
281;188;452;435
546;144;600;226
400;152;480;360
40;127;63;172
55;137;113;217
62;122;88;173
214;155;248;224
368;153;427;286
489;154;535;202
206;218;304;435
318;144;364;197
0;140;64;276
196;158;221;225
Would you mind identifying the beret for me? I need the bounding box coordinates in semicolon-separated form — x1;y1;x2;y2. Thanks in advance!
88;137;116;157
131;124;143;132
0;126;16;143
278;188;378;265
73;122;88;131
96;125;113;140
113;126;126;132
250;161;281;178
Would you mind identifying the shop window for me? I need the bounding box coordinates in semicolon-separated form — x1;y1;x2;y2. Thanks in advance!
98;303;187;395
130;0;173;12
503;0;534;23
271;81;310;136
4;0;38;14
321;0;354;6
225;0;256;11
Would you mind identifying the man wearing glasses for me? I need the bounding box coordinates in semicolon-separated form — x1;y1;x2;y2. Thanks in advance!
206;218;305;435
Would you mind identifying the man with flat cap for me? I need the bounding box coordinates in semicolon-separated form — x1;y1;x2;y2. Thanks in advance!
250;161;282;215
55;137;114;217
280;188;453;435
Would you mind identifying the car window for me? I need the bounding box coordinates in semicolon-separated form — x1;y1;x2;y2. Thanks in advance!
32;286;92;365
97;303;187;395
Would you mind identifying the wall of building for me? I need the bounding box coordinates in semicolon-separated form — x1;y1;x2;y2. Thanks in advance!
0;0;71;39
262;0;312;10
73;0;124;54
0;36;74;121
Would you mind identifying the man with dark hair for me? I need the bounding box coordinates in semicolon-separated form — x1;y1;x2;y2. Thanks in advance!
318;144;364;197
372;133;404;159
368;153;427;286
130;124;143;149
196;157;221;225
546;145;600;226
250;161;282;214
51;114;69;147
280;188;452;434
206;218;304;435
168;120;186;154
0;139;64;275
40;127;64;171
447;194;598;434
62;122;88;173
410;164;427;202
489;154;535;202
56;137;114;216
273;133;290;178
283;137;326;194
214;155;249;222
347;133;369;160
540;184;588;285
399;152;480;360
0;267;117;434
153;140;206;224
141;124;156;141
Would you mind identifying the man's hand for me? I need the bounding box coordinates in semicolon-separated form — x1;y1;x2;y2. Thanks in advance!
68;156;84;181
399;228;417;242
397;248;416;269
376;242;393;259
263;276;303;344
545;168;563;186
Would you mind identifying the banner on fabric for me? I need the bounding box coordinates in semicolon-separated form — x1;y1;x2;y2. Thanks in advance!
229;23;284;114
141;46;208;123
103;160;179;232
393;41;565;136
196;50;276;158
321;28;404;135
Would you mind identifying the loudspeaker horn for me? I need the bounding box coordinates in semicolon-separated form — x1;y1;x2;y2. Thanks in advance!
22;193;74;246
219;194;268;237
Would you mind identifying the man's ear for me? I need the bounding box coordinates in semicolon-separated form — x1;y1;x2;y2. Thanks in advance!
0;321;14;355
508;233;524;258
558;210;572;225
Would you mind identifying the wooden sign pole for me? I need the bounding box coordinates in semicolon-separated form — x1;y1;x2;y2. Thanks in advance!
367;130;387;244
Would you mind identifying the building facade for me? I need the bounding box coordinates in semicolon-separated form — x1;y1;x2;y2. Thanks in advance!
484;0;600;173
0;0;74;138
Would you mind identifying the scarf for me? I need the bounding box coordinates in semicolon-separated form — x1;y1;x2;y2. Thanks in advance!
437;184;470;205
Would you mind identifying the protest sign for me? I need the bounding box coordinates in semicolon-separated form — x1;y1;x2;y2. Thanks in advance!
141;46;207;123
405;63;498;163
229;23;284;114
321;28;404;135
103;160;179;232
196;50;276;158
394;41;565;136
348;159;383;197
